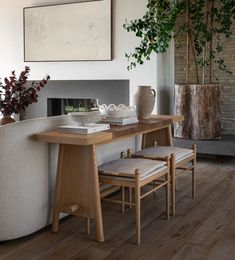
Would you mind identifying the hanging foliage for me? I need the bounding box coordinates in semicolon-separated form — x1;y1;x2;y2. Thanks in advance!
124;0;235;84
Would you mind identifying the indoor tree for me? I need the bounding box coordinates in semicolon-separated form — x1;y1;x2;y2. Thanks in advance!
124;0;235;140
123;0;235;84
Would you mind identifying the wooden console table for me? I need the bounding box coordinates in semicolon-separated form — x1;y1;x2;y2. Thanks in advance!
33;115;183;242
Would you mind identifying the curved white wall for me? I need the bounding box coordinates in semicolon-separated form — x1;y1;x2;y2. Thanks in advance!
0;116;71;240
0;0;157;110
0;116;136;240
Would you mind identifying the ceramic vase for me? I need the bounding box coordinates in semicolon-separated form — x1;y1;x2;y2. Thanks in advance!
0;114;15;125
135;86;156;120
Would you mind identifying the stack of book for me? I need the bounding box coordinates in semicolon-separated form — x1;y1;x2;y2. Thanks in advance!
58;124;110;134
101;116;138;126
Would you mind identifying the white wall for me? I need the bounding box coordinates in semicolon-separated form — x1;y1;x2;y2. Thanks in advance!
157;39;175;115
0;0;157;110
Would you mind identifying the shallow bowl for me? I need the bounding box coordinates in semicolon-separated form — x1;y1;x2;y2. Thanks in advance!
68;112;104;125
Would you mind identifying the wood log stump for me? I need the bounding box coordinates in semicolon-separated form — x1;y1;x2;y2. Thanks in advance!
174;84;221;140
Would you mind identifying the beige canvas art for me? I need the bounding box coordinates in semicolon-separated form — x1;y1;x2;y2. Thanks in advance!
24;0;111;61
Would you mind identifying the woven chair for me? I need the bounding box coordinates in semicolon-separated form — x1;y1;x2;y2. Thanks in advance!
131;142;196;216
98;153;170;244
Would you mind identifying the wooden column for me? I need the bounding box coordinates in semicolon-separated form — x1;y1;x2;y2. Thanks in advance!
174;84;221;140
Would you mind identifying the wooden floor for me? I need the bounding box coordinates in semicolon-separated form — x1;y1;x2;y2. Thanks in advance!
1;156;235;260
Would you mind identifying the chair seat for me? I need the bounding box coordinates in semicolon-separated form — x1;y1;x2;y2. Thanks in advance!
98;158;166;180
133;146;193;162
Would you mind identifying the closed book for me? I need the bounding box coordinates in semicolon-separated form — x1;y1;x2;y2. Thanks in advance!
101;116;138;125
58;124;110;134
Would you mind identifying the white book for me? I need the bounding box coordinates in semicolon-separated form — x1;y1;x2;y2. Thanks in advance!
58;124;110;134
101;116;138;125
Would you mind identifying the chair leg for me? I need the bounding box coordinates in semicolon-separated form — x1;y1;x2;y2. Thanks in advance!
192;166;196;199
51;210;60;232
86;218;91;235
121;187;125;213
129;188;132;208
170;154;176;216
192;145;197;199
135;170;141;245
166;169;170;220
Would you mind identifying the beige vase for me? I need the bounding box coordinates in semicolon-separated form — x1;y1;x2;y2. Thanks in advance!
0;114;16;125
135;86;156;120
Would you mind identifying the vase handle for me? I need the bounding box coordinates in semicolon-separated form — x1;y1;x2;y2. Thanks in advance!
151;88;156;98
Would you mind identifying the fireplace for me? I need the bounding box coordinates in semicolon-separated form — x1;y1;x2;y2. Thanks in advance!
25;80;129;119
47;98;99;116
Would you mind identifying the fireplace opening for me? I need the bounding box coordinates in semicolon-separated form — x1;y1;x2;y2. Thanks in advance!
47;98;99;116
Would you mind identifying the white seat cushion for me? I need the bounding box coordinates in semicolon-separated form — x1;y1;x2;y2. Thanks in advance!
99;158;166;180
133;146;193;162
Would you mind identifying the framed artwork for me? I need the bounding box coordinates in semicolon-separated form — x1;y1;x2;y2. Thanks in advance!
23;0;112;61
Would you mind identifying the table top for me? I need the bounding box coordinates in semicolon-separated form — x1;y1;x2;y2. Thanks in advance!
33;115;183;146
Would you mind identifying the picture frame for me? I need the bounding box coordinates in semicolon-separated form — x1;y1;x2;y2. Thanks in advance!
23;0;112;62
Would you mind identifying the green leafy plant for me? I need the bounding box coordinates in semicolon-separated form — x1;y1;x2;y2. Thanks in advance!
124;0;235;84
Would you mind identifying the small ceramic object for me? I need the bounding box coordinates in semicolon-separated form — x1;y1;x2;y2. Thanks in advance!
68;111;104;125
99;104;136;118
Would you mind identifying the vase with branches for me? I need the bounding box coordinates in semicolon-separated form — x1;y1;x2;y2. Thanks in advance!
0;66;50;125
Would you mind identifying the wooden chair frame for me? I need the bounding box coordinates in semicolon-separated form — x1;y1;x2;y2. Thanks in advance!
131;144;197;216
98;156;170;244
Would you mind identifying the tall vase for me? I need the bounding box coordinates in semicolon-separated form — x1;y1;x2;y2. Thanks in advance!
135;86;156;120
0;114;15;125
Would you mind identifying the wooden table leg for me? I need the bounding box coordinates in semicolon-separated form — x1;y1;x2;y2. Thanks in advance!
52;144;65;233
90;144;104;242
51;144;104;242
142;124;173;148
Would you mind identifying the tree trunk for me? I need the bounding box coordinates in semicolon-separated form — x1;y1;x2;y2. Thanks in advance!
174;84;221;139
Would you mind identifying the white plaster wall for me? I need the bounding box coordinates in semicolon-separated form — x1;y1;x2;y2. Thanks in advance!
157;39;175;115
0;0;157;111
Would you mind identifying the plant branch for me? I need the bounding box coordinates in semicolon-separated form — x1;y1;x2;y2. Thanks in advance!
186;0;190;83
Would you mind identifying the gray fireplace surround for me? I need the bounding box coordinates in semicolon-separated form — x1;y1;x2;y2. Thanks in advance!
25;80;129;119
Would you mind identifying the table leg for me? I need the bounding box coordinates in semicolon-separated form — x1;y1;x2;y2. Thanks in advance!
142;124;173;148
52;144;65;232
90;144;104;242
51;144;104;242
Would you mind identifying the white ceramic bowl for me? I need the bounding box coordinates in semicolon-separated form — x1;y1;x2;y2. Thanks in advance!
68;111;104;125
99;104;136;118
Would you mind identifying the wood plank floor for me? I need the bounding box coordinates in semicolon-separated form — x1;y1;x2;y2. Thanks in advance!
0;156;235;260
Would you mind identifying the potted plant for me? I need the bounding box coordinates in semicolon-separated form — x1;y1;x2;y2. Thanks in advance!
0;66;50;125
124;0;235;139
